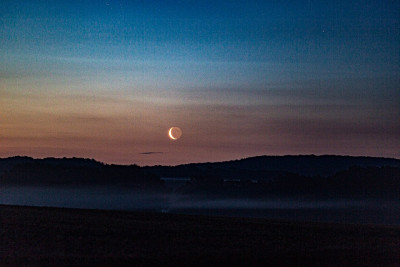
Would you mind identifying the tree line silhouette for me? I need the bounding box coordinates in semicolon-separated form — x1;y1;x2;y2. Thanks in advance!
0;156;399;199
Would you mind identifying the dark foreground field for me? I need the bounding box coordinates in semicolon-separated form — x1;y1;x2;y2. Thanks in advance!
1;205;399;266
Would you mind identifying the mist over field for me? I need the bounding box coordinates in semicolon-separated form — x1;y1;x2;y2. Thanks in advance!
1;185;399;225
1;155;399;224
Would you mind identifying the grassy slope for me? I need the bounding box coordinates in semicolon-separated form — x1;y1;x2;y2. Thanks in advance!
1;205;399;266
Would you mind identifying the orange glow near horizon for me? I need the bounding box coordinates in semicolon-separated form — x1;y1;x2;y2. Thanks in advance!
1;0;399;166
1;88;399;165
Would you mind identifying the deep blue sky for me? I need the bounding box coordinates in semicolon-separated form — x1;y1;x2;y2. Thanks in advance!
1;0;399;164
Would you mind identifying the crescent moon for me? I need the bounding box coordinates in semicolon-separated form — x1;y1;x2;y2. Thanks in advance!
168;128;178;140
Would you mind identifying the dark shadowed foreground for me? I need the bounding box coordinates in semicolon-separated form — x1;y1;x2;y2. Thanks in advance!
1;205;399;266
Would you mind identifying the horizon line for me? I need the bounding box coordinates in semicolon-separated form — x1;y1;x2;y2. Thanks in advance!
1;153;399;167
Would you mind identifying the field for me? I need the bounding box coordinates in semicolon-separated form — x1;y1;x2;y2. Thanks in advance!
1;205;399;266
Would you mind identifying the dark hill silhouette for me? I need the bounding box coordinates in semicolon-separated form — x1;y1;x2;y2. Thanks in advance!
0;158;161;188
0;156;103;175
189;155;400;175
0;155;399;199
144;155;400;179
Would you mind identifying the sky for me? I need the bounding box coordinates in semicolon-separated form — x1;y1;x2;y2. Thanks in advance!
1;0;399;165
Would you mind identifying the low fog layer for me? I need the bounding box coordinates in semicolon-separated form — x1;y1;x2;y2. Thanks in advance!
1;156;399;224
1;186;399;225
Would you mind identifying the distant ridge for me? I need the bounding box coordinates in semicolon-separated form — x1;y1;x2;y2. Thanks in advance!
0;156;158;187
1;155;399;199
144;155;400;199
146;155;400;177
1;155;400;176
0;156;104;174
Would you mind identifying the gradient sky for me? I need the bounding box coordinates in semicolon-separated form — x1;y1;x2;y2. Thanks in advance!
1;0;399;165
